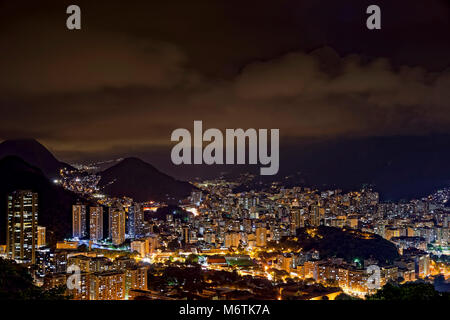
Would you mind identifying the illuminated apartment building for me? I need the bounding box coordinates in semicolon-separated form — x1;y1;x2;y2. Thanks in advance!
90;207;103;241
131;234;160;258
125;266;148;299
224;232;241;248
290;209;305;229
317;262;339;284
309;205;324;227
380;266;398;286
130;240;147;258
127;204;144;239
384;227;401;240
68;254;111;273
6;190;38;263
279;254;296;273
347;269;368;293
37;226;46;247
70;272;91;300
72;204;87;239
68;255;92;273
338;267;350;288
304;261;319;279
110;208;126;245
56;241;78;250
89;271;125;300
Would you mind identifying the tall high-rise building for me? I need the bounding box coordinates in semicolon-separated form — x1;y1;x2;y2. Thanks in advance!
183;227;190;244
111;209;126;245
127;206;135;238
108;205;124;238
90;207;103;241
291;209;305;229
6;190;38;263
37;226;46;247
127;204;144;239
309;205;324;227
109;207;113;238
72;204;87;239
135;204;144;237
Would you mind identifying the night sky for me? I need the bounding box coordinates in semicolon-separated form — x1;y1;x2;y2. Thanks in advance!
0;0;449;179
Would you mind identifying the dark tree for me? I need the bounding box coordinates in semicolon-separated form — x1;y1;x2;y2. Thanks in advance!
367;282;450;301
0;258;68;300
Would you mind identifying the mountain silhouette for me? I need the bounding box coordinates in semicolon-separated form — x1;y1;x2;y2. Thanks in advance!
0;156;84;243
0;139;73;179
98;157;195;203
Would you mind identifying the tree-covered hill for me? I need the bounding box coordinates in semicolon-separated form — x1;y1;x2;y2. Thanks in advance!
270;226;400;264
299;226;399;264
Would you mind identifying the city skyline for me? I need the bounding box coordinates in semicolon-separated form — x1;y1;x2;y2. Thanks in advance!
0;0;449;305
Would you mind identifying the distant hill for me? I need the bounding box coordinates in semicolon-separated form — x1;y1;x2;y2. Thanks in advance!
0;139;73;179
98;157;195;203
0;156;84;243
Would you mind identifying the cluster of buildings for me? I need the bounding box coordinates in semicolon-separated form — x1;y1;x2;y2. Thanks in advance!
71;201;159;251
42;252;149;300
1;176;449;299
165;185;445;252
0;190;152;300
161;181;448;296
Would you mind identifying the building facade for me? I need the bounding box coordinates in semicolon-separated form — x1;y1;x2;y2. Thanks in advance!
6;190;38;263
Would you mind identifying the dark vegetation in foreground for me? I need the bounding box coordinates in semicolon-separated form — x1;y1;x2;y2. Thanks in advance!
0;258;68;300
366;282;450;300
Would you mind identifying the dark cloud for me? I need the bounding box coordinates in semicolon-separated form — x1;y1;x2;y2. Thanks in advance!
0;0;449;164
